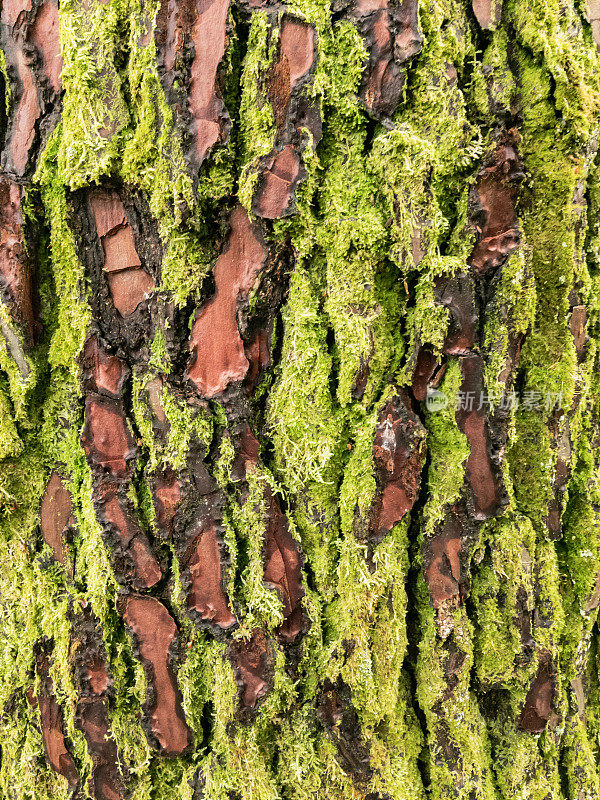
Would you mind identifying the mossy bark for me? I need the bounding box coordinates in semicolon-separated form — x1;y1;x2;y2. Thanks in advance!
1;0;600;798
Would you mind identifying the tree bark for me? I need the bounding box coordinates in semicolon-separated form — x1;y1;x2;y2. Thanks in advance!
1;0;600;798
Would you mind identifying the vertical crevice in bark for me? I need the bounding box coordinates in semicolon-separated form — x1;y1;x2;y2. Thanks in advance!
74;185;194;758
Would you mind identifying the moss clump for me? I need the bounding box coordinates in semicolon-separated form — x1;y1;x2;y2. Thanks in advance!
422;359;470;536
416;576;497;800
227;467;287;632
482;248;536;403
560;715;600;800
0;378;23;459
59;0;129;187
507;410;553;530
472;514;537;688
268;264;342;494
237;13;277;211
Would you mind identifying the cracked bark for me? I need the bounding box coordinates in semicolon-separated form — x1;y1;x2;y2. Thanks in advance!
3;1;600;799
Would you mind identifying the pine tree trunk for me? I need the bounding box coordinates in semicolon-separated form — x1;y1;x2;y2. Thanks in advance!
1;0;600;797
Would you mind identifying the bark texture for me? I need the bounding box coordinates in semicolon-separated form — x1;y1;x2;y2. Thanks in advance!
1;0;600;799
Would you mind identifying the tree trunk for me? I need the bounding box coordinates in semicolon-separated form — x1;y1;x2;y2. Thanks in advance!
1;0;600;797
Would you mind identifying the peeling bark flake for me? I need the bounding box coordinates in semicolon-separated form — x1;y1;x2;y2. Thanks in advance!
317;678;373;783
187;205;267;397
570;305;587;362
100;489;163;589
122;594;192;755
185;519;236;629
89;190;155;317
337;0;422;122
422;512;462;610
81;396;138;478
263;489;305;642
72;610;125;800
436;273;478;356
456;354;505;519
155;0;231;168
81;336;128;398
252;16;320;219
228;629;275;715
29;0;62;93
585;0;600;48
468;132;524;275
33;646;80;791
472;0;502;30
0;178;39;345
153;468;183;537
411;347;446;402
370;392;426;542
0;0;61;177
517;651;556;733
40;471;73;565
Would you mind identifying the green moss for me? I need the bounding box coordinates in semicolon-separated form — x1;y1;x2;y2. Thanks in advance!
416;576;496;800
36;131;91;377
0;47;11;114
478;29;517;116
237;13;277;211
267;263;343;599
472;514;536;688
338;408;378;537
422;359;470;536
212;433;234;491
0;378;23;459
228;467;286;632
557;417;600;677
131;758;196;800
131;373;160;470
123;0;194;219
483;249;536;403
149;326;169;374
508;411;553;530
560;715;600;800
402;257;463;368
318;140;393;408
532;537;565;656
391;0;481;248
162;388;213;470
367;678;426;800
268;263;343;494
59;0;129;187
560;430;600;606
331;520;411;720
489;721;562;800
0;305;36;422
515;52;591;408
507;0;600;141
